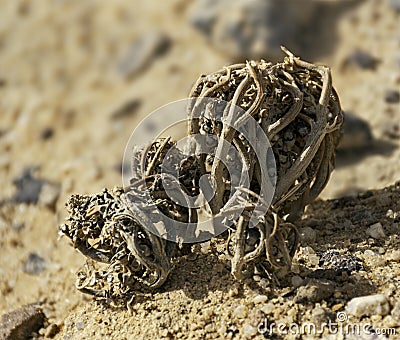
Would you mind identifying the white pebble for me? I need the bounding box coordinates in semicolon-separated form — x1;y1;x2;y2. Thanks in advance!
388;250;400;262
261;303;274;315
366;222;386;239
242;324;258;338
386;209;394;218
363;249;376;258
204;324;213;333
308;254;320;266
346;294;390;317
200;241;211;254
253;295;268;304
233;305;247;318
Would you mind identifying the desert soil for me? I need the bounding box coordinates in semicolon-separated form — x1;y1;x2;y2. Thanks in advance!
0;0;399;339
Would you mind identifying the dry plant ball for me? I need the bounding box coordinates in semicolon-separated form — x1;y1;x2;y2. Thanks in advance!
187;47;343;279
60;48;343;304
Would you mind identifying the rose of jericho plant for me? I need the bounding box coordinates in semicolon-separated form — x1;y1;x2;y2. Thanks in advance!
60;47;343;304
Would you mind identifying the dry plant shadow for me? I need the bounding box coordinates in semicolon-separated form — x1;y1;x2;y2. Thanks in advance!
336;138;397;168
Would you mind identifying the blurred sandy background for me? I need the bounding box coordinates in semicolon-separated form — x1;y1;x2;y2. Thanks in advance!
0;0;399;338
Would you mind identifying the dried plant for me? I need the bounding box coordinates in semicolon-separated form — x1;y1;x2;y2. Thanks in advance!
188;47;343;279
60;48;343;303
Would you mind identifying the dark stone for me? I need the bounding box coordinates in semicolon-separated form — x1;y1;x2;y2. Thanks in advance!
294;278;335;303
13;168;44;204
110;99;141;120
384;89;400;104
40;128;54;140
12;168;60;209
343;50;380;70
0;305;45;340
382;121;400;140
23;253;47;275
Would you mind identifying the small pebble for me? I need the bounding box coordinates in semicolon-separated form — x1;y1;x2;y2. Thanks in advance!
364;249;376;258
40;128;54;140
202;308;213;319
366;222;386;239
0;305;45;340
384;89;400;104
204;324;213;333
388;250;400;261
382;121;400;139
75;321;85;331
233;305;247;319
299;226;316;244
217;325;227;336
343;50;380;70
110;99;141;120
346;294;390;317
260;303;274;315
308;254;320;266
13;168;43;204
291;275;304;288
310;306;333;325
200;241;211;254
253;295;268;304
242;324;257;338
23;253;47;275
294;279;335;303
228;285;239;297
386;209;394;217
291;263;300;274
370;256;386;267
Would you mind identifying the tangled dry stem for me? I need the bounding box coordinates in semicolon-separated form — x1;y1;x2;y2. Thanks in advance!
60;47;343;304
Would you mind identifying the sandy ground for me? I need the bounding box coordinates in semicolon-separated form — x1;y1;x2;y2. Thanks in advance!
0;0;399;339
